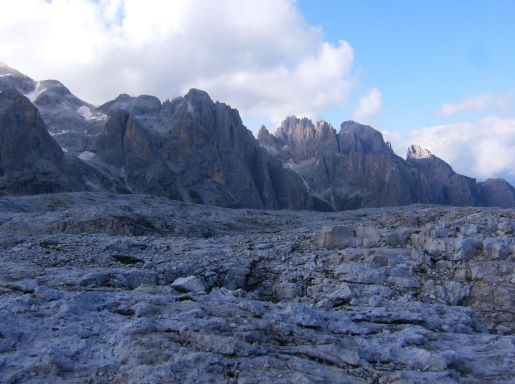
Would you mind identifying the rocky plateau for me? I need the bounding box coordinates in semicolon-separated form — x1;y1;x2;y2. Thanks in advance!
0;192;513;383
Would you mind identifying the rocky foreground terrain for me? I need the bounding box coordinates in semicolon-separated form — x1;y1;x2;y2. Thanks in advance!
0;192;513;383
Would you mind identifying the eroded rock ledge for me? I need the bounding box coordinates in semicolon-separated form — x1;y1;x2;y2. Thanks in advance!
0;192;513;383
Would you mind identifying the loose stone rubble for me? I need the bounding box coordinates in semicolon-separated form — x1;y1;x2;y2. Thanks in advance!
0;192;513;383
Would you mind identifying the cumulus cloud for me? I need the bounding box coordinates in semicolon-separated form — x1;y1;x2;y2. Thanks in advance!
408;116;515;182
0;0;354;126
381;129;404;155
353;88;382;122
435;93;513;118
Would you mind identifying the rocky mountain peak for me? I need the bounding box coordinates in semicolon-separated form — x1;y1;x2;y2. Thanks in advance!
184;88;212;102
1;63;513;209
274;116;316;140
99;94;161;116
338;120;390;154
478;178;515;208
0;61;22;75
0;62;36;95
407;144;433;160
315;120;339;153
31;80;75;106
257;124;269;136
271;116;317;161
0;89;84;194
316;120;333;131
257;125;273;143
0;87;34;115
339;120;371;133
172;88;216;127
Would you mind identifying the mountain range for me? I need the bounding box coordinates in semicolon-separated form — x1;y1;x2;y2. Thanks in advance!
0;62;513;209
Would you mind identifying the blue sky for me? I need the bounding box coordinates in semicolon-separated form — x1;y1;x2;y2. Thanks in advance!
298;0;515;135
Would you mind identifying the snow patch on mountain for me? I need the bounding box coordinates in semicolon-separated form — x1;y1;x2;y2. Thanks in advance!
49;130;70;136
77;106;93;120
78;151;95;161
25;81;47;102
285;159;311;191
77;105;107;121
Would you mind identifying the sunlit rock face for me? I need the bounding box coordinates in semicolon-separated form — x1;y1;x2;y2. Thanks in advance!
93;88;321;209
259;118;515;209
407;144;433;160
0;62;513;209
405;144;483;206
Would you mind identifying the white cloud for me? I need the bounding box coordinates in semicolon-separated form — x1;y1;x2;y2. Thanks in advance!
408;116;515;182
353;88;382;122
0;0;354;127
381;129;404;155
435;93;513;118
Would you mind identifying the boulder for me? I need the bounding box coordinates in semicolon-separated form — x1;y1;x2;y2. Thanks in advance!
316;225;355;249
171;275;206;293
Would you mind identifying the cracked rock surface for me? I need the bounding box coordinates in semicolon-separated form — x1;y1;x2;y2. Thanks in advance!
0;192;513;383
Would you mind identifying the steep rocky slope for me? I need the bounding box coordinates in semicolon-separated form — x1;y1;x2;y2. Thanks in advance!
259;118;429;210
478;178;515;208
1;64;318;209
0;62;106;155
1;62;514;209
0;192;513;383
258;118;514;209
93;89;319;209
406;145;480;206
0;89;84;195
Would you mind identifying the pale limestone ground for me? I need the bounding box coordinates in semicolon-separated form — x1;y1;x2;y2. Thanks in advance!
0;192;513;383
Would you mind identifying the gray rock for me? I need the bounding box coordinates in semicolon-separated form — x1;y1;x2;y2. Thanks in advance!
0;89;85;195
316;225;355;249
454;236;482;260
327;283;353;306
1;62;514;209
0;158;513;383
171;275;206;293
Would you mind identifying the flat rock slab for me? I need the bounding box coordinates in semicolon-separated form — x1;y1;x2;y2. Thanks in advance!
0;192;513;383
171;275;206;293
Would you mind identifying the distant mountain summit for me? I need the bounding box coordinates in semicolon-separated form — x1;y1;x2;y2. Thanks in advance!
0;62;513;208
258;118;514;208
407;144;432;160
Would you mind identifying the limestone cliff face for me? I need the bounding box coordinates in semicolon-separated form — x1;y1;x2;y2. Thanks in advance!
258;118;514;209
1;61;513;209
94;90;318;209
0;89;84;195
338;121;390;154
478;178;515;208
0;62;35;94
406;145;481;206
258;118;425;209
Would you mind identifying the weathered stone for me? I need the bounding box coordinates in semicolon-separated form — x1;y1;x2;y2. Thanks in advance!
453;236;482;260
482;239;509;260
327;283;353;306
0;89;85;195
316;225;355;249
0;193;513;383
355;226;383;248
171;275;206;293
